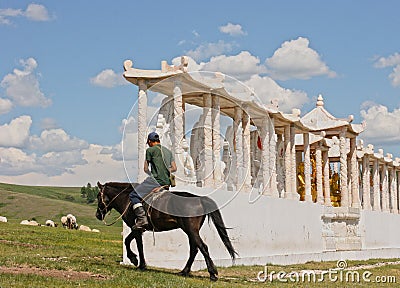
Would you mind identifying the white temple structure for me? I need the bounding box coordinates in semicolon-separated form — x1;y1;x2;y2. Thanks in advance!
120;56;400;269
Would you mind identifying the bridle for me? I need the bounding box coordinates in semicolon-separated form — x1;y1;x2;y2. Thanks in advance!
98;184;132;226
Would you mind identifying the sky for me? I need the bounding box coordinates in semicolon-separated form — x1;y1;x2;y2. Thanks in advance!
1;0;400;186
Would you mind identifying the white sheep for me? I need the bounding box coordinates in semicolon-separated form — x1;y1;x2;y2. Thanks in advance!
66;214;78;229
0;216;7;223
20;220;40;226
91;229;100;233
61;216;68;228
45;220;57;227
78;225;91;232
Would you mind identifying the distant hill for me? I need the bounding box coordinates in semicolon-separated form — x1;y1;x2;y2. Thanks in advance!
0;182;122;230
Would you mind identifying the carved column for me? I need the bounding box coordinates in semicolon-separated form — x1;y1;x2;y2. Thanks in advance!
323;150;331;206
316;145;324;204
303;133;312;202
202;93;213;187
242;105;252;191
234;107;243;190
350;137;360;208
173;81;185;181
362;155;372;210
269;117;279;197
396;170;400;214
390;167;397;213
284;125;291;198
339;128;349;207
372;159;381;211
137;79;148;182
261;118;271;195
382;164;389;212
290;124;298;200
212;94;222;186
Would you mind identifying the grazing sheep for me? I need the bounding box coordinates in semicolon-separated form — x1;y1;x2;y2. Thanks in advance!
0;216;7;223
61;216;68;228
45;220;57;227
78;225;91;232
20;220;40;226
66;214;78;229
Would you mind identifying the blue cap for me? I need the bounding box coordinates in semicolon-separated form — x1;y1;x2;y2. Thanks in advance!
147;132;159;142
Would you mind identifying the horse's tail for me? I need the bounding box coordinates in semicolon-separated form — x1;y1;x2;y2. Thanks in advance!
200;197;238;262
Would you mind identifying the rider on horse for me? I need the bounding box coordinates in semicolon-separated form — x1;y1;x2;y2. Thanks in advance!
129;132;177;231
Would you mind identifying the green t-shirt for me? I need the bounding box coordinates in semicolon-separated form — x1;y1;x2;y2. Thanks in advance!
146;144;174;186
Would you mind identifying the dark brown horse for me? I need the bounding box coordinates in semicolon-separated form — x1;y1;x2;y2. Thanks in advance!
96;182;237;281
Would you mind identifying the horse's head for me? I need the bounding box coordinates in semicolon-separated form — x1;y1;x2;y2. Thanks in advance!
96;181;135;221
96;181;110;221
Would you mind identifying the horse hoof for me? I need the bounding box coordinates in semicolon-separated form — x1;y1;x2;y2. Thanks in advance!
138;265;147;271
178;271;191;277
210;275;218;282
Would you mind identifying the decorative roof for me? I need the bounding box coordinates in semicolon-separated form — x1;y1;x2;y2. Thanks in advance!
300;95;364;136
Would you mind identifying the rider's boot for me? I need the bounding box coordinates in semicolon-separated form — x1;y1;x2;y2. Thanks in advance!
132;204;148;231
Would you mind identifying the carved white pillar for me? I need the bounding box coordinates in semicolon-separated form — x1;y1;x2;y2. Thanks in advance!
382;164;389;212
303;133;312;202
390;168;397;213
372;159;381;211
137;79;147;182
362;155;372;210
269;117;279;197
350;137;360;208
234;107;243;190
290;124;299;200
212;94;222;186
242;105;252;191
316;146;324;204
323;150;331;206
284;125;291;198
173;81;185;182
396;170;400;214
203;93;213;187
339;129;349;207
261;118;271;195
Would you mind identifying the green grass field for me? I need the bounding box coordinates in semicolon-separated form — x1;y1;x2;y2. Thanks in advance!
1;182;400;287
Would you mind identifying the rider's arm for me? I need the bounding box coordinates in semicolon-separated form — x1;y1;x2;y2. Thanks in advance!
144;160;151;174
170;161;177;173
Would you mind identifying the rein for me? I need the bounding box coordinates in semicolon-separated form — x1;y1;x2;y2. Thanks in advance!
99;185;132;226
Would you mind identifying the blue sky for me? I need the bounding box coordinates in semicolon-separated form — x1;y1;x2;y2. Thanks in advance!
1;1;400;186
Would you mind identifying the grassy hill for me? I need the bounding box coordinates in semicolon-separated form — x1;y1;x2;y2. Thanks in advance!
0;182;121;230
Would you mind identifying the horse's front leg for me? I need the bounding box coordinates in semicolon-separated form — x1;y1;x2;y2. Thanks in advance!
134;231;147;270
125;231;138;266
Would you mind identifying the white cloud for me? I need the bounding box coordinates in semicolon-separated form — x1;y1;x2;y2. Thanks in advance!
90;69;128;88
0;144;130;186
0;98;13;114
1;58;52;107
29;129;89;153
25;4;51;21
265;37;337;80
186;40;235;62
219;23;247;36
373;53;400;87
0;115;32;147
39;118;58;130
201;51;266;81
360;102;400;144
0;4;51;25
245;75;309;112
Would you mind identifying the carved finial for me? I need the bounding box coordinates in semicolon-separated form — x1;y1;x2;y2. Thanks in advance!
378;148;384;155
292;108;301;117
348;115;354;123
215;71;225;82
123;60;133;71
316;94;324;107
320;131;326;137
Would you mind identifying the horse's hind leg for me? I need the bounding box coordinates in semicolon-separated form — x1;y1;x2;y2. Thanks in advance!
179;237;198;276
191;232;218;281
125;232;138;266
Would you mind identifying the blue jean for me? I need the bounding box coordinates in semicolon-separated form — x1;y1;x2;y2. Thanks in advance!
129;176;160;205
